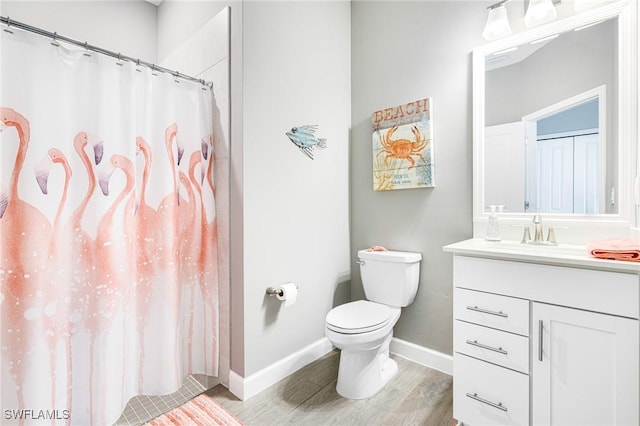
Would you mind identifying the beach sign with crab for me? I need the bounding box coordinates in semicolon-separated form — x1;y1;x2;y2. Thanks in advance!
372;97;434;191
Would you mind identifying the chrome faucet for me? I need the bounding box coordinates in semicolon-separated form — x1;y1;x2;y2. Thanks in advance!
532;214;545;244
517;214;562;246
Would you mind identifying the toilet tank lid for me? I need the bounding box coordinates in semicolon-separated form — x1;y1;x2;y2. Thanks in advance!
358;249;421;263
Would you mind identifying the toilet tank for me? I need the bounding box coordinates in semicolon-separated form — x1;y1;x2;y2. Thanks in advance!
357;249;422;307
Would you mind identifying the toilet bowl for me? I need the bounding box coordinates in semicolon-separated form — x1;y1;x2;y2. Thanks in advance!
324;249;421;400
325;300;401;399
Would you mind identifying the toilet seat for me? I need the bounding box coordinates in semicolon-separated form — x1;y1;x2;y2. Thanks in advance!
326;300;391;334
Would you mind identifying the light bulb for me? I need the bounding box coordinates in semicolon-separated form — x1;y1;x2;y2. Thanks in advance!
483;5;513;41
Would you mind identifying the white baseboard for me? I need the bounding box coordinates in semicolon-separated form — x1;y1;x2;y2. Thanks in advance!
228;370;245;400
228;337;451;400
390;337;453;376
228;337;334;400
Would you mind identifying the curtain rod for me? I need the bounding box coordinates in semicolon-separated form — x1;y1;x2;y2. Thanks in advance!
1;16;212;89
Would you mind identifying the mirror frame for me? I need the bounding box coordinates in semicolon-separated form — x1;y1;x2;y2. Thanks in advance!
472;0;638;243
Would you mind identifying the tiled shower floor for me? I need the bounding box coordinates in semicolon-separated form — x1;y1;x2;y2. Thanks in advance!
114;375;217;425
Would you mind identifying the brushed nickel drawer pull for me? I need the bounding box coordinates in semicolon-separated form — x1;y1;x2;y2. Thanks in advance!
466;392;508;412
538;320;544;362
465;339;508;355
466;305;509;318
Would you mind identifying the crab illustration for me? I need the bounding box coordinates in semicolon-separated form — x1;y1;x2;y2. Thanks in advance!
379;125;428;170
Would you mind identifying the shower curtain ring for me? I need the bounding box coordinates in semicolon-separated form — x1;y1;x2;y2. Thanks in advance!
174;71;180;84
83;41;91;57
116;53;123;66
51;32;59;47
135;58;142;72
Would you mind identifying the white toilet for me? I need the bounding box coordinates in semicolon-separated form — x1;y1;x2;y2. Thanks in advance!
325;249;421;399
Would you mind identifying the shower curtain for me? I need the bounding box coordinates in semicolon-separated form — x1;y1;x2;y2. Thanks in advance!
1;27;219;425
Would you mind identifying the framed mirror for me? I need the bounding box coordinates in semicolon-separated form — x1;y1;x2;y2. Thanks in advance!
472;0;637;241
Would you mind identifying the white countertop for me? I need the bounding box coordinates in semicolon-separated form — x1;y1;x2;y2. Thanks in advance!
443;238;640;274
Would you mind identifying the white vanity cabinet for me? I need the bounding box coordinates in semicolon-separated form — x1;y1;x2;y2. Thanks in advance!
446;245;640;426
454;288;530;425
531;303;638;425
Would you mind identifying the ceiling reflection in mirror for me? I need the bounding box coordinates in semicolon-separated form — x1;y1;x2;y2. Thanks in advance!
483;18;618;215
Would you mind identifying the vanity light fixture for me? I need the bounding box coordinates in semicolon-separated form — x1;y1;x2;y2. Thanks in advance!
482;0;512;41
524;0;557;28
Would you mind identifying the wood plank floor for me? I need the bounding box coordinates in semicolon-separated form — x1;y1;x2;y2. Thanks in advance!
205;350;453;425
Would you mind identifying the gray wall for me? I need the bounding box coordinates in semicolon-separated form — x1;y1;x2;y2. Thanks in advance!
242;1;351;376
350;0;485;355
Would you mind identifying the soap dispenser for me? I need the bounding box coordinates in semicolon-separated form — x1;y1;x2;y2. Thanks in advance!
485;205;501;241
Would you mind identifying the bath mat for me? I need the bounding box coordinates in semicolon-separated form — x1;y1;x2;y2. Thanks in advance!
144;393;243;426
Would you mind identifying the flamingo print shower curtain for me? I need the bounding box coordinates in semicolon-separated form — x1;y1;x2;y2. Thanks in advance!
1;27;218;425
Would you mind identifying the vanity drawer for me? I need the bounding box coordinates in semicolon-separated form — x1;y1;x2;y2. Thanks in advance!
454;354;529;426
454;320;529;374
455;288;529;336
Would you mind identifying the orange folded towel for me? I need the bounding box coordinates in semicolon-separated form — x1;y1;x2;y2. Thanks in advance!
587;237;640;262
367;245;388;252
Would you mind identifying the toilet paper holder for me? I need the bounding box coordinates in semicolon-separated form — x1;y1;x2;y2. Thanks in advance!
266;286;284;297
266;284;298;297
